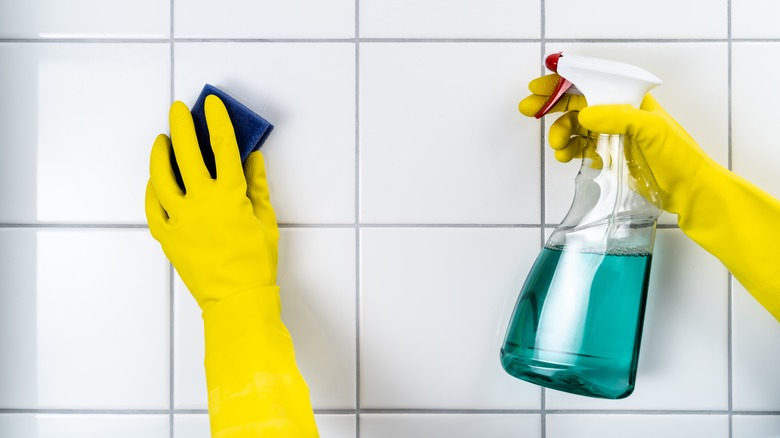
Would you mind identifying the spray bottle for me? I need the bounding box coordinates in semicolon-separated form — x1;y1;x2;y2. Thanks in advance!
500;53;663;399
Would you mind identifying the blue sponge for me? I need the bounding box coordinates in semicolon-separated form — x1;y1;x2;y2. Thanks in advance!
172;84;274;191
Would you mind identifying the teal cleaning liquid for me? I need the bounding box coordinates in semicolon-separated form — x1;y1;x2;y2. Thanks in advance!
500;246;652;399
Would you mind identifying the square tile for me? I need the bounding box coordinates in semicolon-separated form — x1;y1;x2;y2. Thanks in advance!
547;414;729;438
0;0;169;38
174;43;355;224
174;228;357;409
732;43;780;201
359;0;540;39
545;0;726;39
732;0;780;38
0;43;170;224
541;43;729;226
360;228;542;409
173;414;356;438
546;230;729;409
174;0;354;38
0;414;169;438
360;43;541;224
172;275;206;409
314;414;357;438
732;280;780;411
173;415;211;438
361;414;540;438
0;229;169;408
733;415;780;438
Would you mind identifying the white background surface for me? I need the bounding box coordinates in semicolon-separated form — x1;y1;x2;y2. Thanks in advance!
0;1;778;437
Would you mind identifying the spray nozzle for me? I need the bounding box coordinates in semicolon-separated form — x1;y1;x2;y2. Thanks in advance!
545;52;563;73
534;52;662;120
535;52;575;119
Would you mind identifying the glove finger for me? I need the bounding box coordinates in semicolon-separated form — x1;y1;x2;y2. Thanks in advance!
204;95;245;189
518;95;549;117
169;101;212;192
528;74;562;96
149;133;184;213
518;94;588;118
554;136;589;163
145;180;167;240
244;151;279;234
549;111;588;151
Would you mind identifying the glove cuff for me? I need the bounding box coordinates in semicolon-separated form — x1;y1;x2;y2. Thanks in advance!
201;286;319;437
677;165;780;322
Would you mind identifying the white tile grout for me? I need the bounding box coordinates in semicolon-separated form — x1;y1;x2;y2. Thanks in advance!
0;223;549;228
4;408;779;416
726;2;734;438
2;38;780;44
169;1;176;436
539;2;547;437
354;1;362;436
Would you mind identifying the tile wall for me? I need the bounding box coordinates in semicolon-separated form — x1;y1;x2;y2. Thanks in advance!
1;0;779;437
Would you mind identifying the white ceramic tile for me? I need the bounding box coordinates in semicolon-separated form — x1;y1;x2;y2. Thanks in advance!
732;43;780;201
360;43;541;224
174;228;356;409
175;0;354;38
0;0;169;38
361;414;540;438
541;43;729;225
314;414;357;438
733;416;780;438
0;414;169;438
547;415;729;438
172;275;207;409
277;229;357;408
546;230;729;409
0;43;169;223
732;280;780;411
174;43;355;224
174;414;356;438
546;0;727;39
360;0;540;38
0;229;169;408
360;228;541;409
732;0;780;38
173;415;210;438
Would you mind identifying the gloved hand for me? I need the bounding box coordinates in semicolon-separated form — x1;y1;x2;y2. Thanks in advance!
520;74;780;321
145;95;319;437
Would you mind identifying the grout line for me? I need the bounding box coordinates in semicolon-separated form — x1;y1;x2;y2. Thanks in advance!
0;222;681;230
3;408;767;415
0;224;149;229
545;410;743;415
353;223;543;228
0;410;174;415
4;37;780;44
539;1;547;436
174;38;355;43
358;409;543;415
0;223;547;229
169;2;175;436
354;1;362;437
0;38;171;43
169;263;175;437
726;2;734;438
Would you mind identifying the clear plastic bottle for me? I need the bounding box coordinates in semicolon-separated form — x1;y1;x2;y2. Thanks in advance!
500;53;663;399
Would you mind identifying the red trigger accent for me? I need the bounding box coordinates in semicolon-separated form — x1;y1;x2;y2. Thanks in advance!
534;77;572;119
545;52;563;72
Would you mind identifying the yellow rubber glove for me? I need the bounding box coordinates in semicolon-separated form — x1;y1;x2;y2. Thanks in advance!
520;74;780;322
145;95;319;437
